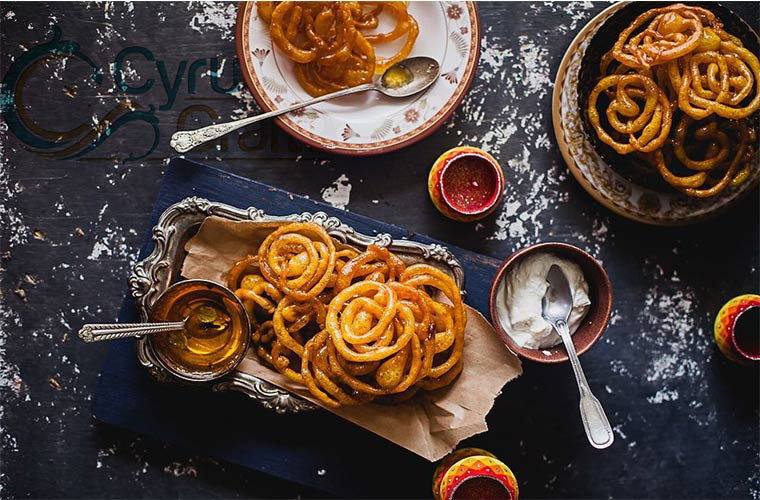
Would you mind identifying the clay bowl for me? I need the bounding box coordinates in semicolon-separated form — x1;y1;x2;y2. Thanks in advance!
428;146;505;222
489;242;613;363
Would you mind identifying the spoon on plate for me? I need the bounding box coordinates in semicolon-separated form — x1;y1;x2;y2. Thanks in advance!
170;56;441;153
542;264;614;449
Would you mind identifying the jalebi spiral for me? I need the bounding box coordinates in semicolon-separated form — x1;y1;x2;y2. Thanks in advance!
229;222;467;408
587;3;759;198
259;1;419;97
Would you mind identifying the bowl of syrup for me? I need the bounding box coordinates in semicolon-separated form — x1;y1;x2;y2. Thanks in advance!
148;279;251;382
428;146;505;222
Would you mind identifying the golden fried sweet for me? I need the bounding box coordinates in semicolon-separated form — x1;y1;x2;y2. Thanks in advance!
587;3;759;199
662;116;756;197
252;320;305;384
257;222;336;301
400;264;465;382
612;4;717;69
333;243;406;292
363;1;419;72
670;40;760;120
229;224;467;408
588;73;673;154
262;1;419;97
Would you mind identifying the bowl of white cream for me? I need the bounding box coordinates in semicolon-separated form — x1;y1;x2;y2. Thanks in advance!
489;243;613;363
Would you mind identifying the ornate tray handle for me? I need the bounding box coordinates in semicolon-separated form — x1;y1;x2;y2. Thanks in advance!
129;197;465;413
212;373;318;413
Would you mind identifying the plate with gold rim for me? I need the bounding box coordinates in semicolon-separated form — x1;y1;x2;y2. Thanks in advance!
235;1;480;156
552;1;760;226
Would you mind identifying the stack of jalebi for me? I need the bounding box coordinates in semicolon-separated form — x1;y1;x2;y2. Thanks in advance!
227;222;466;408
258;1;419;97
587;3;759;198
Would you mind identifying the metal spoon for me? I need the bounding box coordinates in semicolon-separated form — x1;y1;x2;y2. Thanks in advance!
170;56;441;153
542;264;614;449
78;320;187;343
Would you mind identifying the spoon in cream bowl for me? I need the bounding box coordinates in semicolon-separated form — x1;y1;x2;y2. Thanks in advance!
170;56;440;153
542;264;614;449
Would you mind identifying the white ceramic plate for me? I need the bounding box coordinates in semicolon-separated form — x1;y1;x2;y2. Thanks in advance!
236;1;480;155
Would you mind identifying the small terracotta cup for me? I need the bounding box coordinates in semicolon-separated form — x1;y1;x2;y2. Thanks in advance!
489;242;613;363
714;294;760;364
433;448;518;500
428;146;504;222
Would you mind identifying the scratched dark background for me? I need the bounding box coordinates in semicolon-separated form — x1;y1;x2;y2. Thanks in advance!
1;2;759;499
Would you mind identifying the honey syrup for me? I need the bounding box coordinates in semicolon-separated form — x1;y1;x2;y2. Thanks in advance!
149;282;248;378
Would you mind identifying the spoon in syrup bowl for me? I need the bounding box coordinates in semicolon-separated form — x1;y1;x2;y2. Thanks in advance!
542;264;615;449
78;319;188;343
170;56;441;153
77;309;230;343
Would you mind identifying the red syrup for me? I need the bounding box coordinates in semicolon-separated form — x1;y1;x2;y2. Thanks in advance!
733;306;760;360
441;154;500;214
451;477;513;500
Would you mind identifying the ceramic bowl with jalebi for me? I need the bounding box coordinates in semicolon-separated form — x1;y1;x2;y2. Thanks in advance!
578;2;760;200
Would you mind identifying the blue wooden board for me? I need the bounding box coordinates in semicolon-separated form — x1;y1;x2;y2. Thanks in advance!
92;158;502;498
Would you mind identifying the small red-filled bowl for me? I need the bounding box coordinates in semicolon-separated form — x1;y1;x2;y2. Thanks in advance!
428;146;504;222
489;242;613;363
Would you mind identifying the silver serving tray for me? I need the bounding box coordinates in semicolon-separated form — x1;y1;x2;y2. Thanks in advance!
128;197;466;414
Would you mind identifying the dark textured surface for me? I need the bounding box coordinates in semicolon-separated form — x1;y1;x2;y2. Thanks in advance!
1;2;758;499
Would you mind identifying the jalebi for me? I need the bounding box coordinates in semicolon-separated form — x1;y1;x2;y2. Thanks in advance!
588;73;673;154
671;40;760;120
612;4;717;69
257;222;336;301
260;1;419;97
587;3;759;199
229;224;467;408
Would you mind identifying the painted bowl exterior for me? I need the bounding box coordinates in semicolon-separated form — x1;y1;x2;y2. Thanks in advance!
714;293;760;364
432;448;496;499
438;455;519;500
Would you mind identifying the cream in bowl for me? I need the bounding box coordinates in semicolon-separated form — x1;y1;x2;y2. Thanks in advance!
489;242;613;363
497;252;591;350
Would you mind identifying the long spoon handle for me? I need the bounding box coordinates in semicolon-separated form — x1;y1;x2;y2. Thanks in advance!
78;321;186;343
170;83;376;153
555;319;614;449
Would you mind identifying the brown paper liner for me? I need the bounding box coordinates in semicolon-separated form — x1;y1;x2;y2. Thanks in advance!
182;216;522;461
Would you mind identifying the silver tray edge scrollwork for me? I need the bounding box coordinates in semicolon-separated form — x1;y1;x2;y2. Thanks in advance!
128;196;466;414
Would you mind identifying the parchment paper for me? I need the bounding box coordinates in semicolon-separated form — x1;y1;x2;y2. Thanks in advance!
181;216;522;462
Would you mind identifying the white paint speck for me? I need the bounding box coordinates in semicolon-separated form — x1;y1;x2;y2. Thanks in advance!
647;389;679;404
613;425;627;440
164;462;198;477
187;2;237;41
518;36;551;99
321;174;352;210
0;122;29;248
